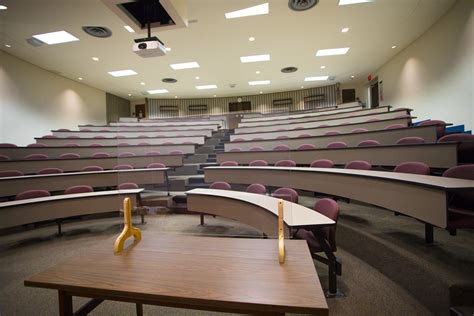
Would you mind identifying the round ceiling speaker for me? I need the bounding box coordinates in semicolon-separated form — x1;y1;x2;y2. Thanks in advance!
162;78;178;83
288;0;319;11
82;26;112;38
281;66;298;73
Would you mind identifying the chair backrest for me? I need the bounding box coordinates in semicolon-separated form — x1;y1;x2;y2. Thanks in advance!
64;185;93;195
345;160;372;170
384;124;405;130
438;133;474;143
249;146;264;151
249;160;268;166
27;143;47;147
15;189;51;201
297;144;316;150
229;148;242;152
113;164;134;170
147;162;166;168
314;198;340;251
357;140;381;147
37;168;64;175
220;161;239;166
42;135;57;139
310;159;334;168
118;143;131;147
116;135;126;139
275;159;296;167
246;183;267;195
81;166;104;172
298;134;312;138
273;145;290;151
325;131;340;136
118;182;139;190
92;152;110;158
0;154;10;161
394;162;430;175
169;150;184;155
146;151;161;156
209;181;232;190
90;143;103;147
442;165;474;210
163;142;174;145
351;128;368;133
24;154;48;160
396;136;425;145
419;120;446;138
57;128;70;132
60;153;80;159
326;141;347;149
273;187;298;203
64;143;80;147
0;143;17;147
0;170;24;177
118;152;135;157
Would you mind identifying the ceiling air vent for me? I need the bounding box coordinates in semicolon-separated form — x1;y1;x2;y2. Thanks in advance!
82;26;113;38
288;0;319;11
162;78;178;83
281;66;298;73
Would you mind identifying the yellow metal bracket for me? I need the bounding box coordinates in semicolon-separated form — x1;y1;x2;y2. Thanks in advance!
278;199;285;264
114;197;142;253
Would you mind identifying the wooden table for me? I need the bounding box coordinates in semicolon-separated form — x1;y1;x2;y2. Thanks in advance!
24;233;329;315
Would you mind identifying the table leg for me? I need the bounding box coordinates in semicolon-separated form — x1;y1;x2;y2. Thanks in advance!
136;303;143;316
58;290;73;316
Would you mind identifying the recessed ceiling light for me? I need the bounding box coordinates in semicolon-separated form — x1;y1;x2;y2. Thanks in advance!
147;89;169;94
213;95;217;97
339;0;374;5
304;76;329;81
0;5;7;10
165;47;171;51
196;85;217;90
174;96;178;98
32;31;79;45
5;44;11;48
140;82;145;85
124;25;135;33
256;70;261;74
195;76;200;80
341;27;350;33
351;75;355;79
392;45;397;49
249;80;270;86
316;47;350;56
240;54;270;63
259;91;263;94
320;65;326;69
225;3;269;19
78;77;83;80
301;86;304;89
128;93;132;96
92;57;99;61
249;37;255;41
108;69;138;77
170;62;200;70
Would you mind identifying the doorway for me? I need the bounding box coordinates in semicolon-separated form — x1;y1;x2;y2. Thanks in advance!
370;81;379;108
134;104;146;119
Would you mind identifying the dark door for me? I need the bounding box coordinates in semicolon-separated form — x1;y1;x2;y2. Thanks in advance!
342;89;356;103
135;104;146;118
370;82;379;108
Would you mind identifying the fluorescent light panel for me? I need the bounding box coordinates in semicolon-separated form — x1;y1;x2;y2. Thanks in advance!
0;5;7;9
316;47;350;56
108;69;138;77
249;80;270;86
225;3;269;19
196;85;217;90
32;31;79;45
147;89;169;94
339;0;373;5
304;76;329;81
170;62;200;70
240;54;270;63
124;25;135;32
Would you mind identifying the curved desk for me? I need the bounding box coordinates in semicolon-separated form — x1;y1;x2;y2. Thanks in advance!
35;135;205;146
204;166;474;243
111;121;222;127
217;142;458;169
52;129;213;138
225;125;438;151
0;154;182;174
0;168;169;198
79;124;219;132
242;104;362;121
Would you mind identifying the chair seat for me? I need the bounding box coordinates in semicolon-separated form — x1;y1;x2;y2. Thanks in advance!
294;229;326;253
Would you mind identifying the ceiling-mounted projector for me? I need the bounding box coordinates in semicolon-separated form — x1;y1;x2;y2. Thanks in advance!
133;36;166;58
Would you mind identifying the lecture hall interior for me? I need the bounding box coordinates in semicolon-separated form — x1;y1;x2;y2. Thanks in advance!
0;0;473;315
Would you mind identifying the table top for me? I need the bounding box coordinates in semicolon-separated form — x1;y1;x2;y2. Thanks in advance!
187;188;335;227
24;233;328;315
0;168;168;180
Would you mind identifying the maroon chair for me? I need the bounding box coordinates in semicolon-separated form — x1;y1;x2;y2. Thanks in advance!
396;137;425;145
24;154;48;160
357;140;381;147
325;131;341;136
326;142;347;149
0;143;17;147
209;182;232;190
273;144;290;151
116;135;126;139
310;159;334;168
169;150;184;155
64;185;93;195
297;144;316;150
438;133;474;143
275;160;296;167
42;135;57;139
345;160;372;170
419;120;446;138
146;151;161;156
81;166;103;172
57;128;70;132
118;143;131;147
118;182;139;190
15;189;51;201
0;170;24;177
249;160;268;166
298;134;312;138
246;183;267;195
147;162;166;168
272;187;298;203
37;168;63;175
438;133;474;164
220;161;239;166
384;124;405;130
60;153;80;159
233;138;245;142
442;165;474;233
92;152;110;158
276;136;289;140
229;148;242;152
113;164;134;170
118;152;135;157
351;128;368;133
163;142;174;145
394;162;430;175
64;143;80;147
0;154;10;161
90;143;103;147
249;146;264;151
27;143;47;147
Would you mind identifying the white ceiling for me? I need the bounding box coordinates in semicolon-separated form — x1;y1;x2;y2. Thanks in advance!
0;0;455;100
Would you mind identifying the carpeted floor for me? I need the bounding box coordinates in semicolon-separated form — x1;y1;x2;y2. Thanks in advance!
0;197;472;315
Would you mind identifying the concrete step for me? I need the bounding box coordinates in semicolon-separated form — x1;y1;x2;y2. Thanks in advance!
206;158;217;163
187;176;205;184
196;145;215;154
167;164;198;176
168;178;186;191
205;138;221;146
183;154;208;164
207;153;216;158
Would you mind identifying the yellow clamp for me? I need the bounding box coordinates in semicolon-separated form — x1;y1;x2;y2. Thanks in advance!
278;199;285;264
114;197;142;253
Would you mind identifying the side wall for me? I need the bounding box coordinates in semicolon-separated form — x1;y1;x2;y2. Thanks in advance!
357;0;473;130
0;51;106;146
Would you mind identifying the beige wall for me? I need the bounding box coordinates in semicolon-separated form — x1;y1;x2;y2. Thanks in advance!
357;0;473;130
0;51;106;146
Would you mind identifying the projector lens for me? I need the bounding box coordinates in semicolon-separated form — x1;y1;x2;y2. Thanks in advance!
138;43;147;49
